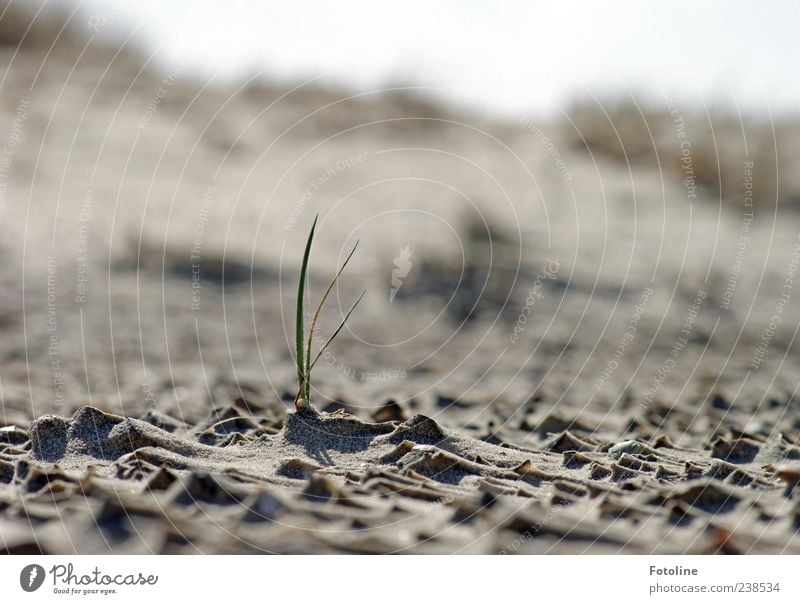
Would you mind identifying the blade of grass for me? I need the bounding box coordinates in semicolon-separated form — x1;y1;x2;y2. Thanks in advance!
307;289;367;373
296;215;318;400
304;240;359;398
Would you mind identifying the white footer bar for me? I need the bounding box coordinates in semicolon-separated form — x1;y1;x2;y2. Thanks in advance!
1;555;796;603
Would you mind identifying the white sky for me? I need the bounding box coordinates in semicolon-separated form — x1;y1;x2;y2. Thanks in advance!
69;0;800;118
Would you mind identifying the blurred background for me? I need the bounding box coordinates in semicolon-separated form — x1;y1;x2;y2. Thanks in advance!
1;0;800;445
41;0;800;117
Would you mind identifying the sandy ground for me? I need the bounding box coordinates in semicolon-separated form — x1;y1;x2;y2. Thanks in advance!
2;12;800;554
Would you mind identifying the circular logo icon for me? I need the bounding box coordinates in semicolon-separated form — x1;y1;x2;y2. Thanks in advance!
20;564;46;592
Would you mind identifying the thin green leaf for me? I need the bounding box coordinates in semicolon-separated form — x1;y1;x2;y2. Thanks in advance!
296;215;318;400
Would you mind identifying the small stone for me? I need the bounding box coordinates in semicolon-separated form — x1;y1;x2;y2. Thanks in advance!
608;440;655;459
775;463;800;497
711;394;730;410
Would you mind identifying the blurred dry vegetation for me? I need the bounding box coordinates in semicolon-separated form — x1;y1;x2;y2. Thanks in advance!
0;1;455;135
0;0;64;47
5;0;797;214
563;97;800;208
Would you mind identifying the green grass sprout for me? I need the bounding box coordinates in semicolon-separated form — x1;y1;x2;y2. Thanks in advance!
295;215;317;402
294;216;365;409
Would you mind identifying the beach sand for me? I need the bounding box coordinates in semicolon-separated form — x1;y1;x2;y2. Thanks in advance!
2;7;800;554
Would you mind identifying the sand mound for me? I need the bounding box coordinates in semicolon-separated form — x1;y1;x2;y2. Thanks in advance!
1;403;798;554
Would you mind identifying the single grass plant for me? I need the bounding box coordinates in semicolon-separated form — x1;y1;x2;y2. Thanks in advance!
294;215;365;410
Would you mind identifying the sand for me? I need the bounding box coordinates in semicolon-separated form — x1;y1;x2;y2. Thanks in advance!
2;6;800;554
2;399;800;553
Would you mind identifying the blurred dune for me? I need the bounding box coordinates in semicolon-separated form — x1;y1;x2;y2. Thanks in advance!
0;1;798;415
565;97;800;207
